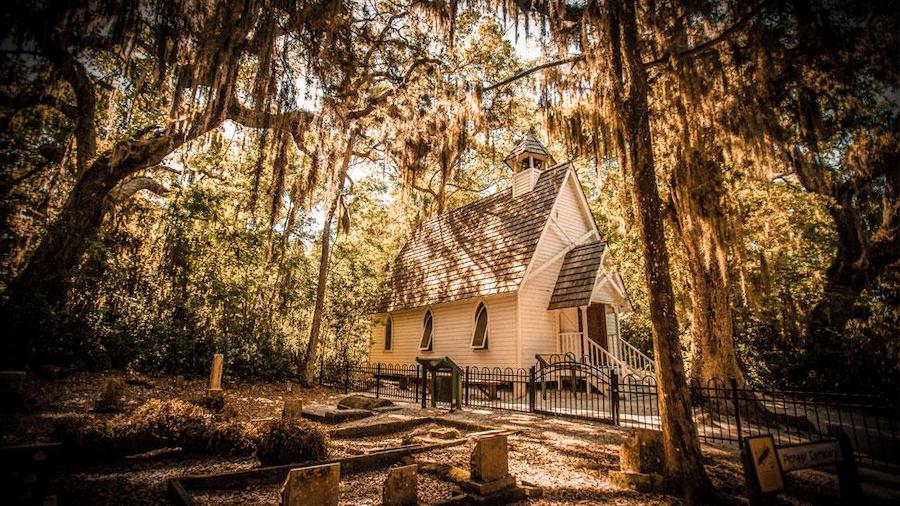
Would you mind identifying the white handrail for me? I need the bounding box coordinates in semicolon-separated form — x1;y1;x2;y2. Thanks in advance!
582;337;629;379
559;331;654;378
609;334;655;374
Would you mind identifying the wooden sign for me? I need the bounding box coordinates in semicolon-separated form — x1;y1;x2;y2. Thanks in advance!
742;430;862;506
745;435;784;494
777;440;841;472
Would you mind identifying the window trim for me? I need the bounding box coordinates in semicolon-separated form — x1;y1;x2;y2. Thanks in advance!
419;309;434;351
471;302;489;350
384;315;393;352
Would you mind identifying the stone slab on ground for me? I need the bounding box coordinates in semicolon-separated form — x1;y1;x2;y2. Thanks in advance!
610;471;670;493
302;404;372;424
337;394;394;410
280;462;340;506
382;464;417;506
372;405;404;413
460;475;516;496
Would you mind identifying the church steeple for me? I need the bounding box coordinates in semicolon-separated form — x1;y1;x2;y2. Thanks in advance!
505;133;556;197
504;133;555;172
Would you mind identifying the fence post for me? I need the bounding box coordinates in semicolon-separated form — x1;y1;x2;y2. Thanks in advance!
464;366;470;406
529;367;536;412
731;377;743;448
415;365;420;403
611;371;620;425
375;363;382;398
344;360;350;394
421;367;427;408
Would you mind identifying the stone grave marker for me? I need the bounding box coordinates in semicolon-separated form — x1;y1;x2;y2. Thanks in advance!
471;434;509;482
610;429;669;492
462;434;516;496
280;462;340;506
208;353;224;393
282;399;303;420
94;377;125;412
382;464;417;506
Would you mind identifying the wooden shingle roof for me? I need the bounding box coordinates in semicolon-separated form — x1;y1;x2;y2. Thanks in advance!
376;164;571;313
547;240;606;310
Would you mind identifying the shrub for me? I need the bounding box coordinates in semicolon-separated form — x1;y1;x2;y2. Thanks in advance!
196;420;258;456
122;399;210;451
256;418;328;465
52;414;118;459
52;398;258;458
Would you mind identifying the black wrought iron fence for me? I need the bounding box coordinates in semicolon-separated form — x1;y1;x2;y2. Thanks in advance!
319;358;899;469
464;367;530;413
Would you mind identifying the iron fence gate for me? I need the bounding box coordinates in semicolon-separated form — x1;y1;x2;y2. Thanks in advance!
532;358;616;423
320;357;899;470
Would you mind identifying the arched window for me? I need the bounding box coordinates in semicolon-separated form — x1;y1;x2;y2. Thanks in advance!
384;316;393;351
419;310;433;351
471;303;488;349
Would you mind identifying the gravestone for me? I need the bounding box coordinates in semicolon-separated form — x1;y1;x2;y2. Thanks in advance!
620;429;665;474
471;434;509;482
461;434;516;496
282;399;303;420
610;429;670;493
94;377;125;412
382;464;417;506
208;353;224;393
174;375;185;388
280;462;340;506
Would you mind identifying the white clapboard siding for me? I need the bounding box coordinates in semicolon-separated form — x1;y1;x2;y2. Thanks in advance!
517;172;594;365
517;254;565;364
559;307;580;333
369;293;517;367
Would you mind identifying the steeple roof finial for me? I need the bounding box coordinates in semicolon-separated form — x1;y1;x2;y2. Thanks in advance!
504;132;555;170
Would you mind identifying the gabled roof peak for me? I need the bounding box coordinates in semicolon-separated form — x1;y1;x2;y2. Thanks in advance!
504;133;556;170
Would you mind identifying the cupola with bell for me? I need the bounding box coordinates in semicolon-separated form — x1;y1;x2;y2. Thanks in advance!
505;133;555;197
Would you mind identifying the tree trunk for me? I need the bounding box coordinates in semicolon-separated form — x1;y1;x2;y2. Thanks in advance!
4;154;125;308
606;0;712;501
671;150;744;388
301;131;355;386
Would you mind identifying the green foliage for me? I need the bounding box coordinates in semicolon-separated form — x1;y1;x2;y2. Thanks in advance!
256;418;329;465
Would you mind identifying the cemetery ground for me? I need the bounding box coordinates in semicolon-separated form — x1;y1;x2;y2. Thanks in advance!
2;371;897;505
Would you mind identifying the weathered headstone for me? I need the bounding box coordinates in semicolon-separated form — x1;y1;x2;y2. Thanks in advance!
382;464;417;506
94;377;125;412
461;434;516;496
619;429;665;474
610;429;670;493
282;399;303;420
208;353;224;392
471;434;509;482
280;462;340;506
174;375;185;388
